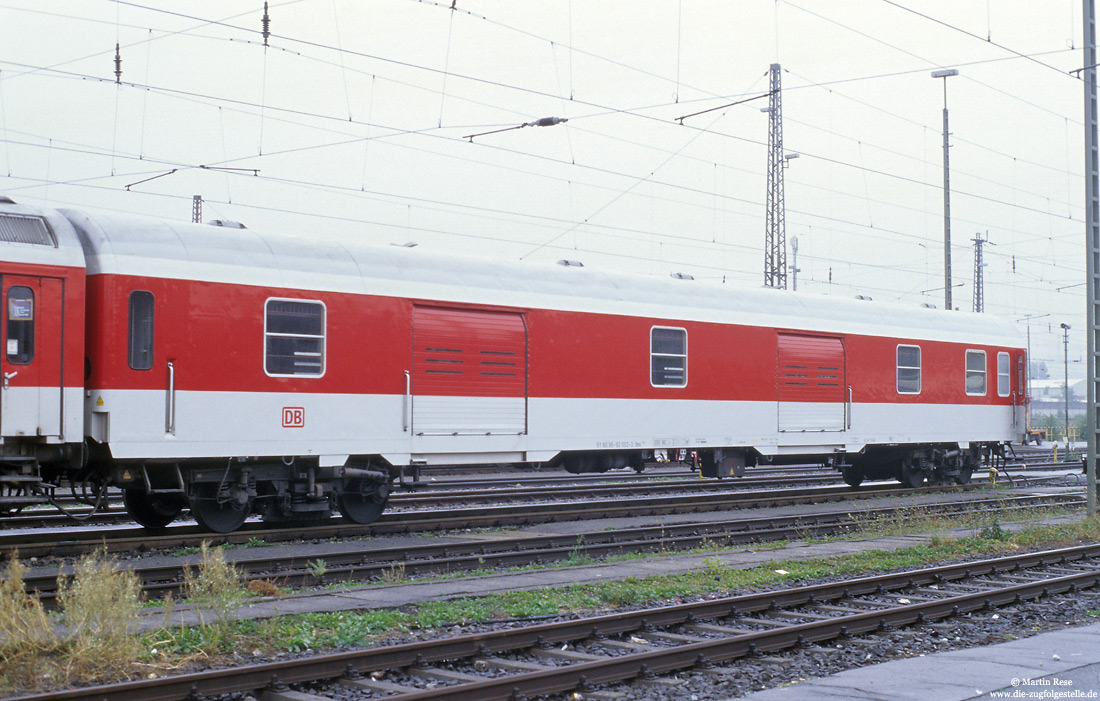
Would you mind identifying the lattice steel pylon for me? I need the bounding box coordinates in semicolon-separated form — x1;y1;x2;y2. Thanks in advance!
763;63;787;289
972;232;988;313
192;195;202;224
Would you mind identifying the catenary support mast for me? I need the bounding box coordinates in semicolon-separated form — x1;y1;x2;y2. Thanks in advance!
1085;0;1098;516
763;63;787;289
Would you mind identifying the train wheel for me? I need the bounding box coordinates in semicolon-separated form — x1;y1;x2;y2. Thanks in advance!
123;489;183;529
841;467;864;488
900;463;925;488
190;484;252;533
336;478;390;524
954;466;973;485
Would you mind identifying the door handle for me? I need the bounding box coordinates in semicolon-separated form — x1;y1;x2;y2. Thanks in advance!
846;385;852;430
403;370;411;432
165;362;175;434
3;371;17;389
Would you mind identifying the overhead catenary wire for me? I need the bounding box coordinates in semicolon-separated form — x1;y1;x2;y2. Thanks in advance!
0;61;1077;280
0;2;1086;330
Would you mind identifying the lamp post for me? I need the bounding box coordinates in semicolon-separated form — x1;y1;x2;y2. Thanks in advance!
790;236;800;291
932;68;958;311
1062;323;1072;444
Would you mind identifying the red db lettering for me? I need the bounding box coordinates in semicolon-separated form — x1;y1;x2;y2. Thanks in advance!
282;407;305;428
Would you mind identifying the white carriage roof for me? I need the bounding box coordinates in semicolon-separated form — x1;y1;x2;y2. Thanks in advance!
59;208;1020;347
0;203;86;269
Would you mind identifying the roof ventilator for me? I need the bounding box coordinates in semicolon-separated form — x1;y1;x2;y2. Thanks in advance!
207;220;247;229
557;259;583;267
0;214;55;246
671;272;694;280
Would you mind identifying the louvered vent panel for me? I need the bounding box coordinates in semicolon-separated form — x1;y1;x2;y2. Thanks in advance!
0;215;54;246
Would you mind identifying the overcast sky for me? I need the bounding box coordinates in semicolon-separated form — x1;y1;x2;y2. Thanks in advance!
0;0;1089;376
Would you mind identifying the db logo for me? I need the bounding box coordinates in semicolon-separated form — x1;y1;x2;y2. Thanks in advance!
282;407;305;428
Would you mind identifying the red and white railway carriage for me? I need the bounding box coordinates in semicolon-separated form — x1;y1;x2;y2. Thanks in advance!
0;198;1026;532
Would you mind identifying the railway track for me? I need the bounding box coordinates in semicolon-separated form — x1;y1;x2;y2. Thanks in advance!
15;542;1100;701
23;492;1084;609
0;468;829;529
5;458;1077;531
0;482;1009;559
8;453;1078;530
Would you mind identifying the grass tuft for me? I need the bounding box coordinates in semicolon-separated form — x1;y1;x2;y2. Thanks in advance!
57;547;143;682
0;552;56;687
181;542;245;647
380;562;407;585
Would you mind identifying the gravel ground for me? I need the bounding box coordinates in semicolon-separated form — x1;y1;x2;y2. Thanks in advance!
198;545;1100;701
239;594;1100;700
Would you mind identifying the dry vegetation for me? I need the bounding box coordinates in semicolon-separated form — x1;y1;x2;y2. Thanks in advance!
1;515;1098;695
0;542;244;693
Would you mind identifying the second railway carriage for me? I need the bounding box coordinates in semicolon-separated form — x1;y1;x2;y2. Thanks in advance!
0;200;1027;532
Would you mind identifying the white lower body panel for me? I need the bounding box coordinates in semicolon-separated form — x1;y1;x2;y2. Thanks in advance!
1;385;82;443
86;389;1020;464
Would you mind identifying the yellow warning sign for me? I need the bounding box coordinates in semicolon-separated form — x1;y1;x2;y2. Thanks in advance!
95;396;104;407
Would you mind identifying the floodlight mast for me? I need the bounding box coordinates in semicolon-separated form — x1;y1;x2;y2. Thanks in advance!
931;68;958;311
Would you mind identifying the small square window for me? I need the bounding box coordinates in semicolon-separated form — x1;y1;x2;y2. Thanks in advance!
265;299;325;377
651;327;686;387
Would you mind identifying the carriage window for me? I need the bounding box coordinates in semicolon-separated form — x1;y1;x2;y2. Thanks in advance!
997;352;1010;397
651;327;687;387
265;299;325;377
128;291;154;370
896;345;920;394
965;350;986;396
5;286;33;365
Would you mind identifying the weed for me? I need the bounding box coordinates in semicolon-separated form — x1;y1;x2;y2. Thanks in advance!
226;537;268;550
565;536;594;567
702;556;725;579
246;579;283;597
979;520;1010;541
57;547;142;682
695;535;731;553
380;562;407;585
0;552;56;686
181;542;245;646
307;558;328;579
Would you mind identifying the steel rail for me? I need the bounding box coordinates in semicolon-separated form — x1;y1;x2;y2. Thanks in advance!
12;542;1100;701
24;492;1082;608
0;471;844;529
0;482;966;559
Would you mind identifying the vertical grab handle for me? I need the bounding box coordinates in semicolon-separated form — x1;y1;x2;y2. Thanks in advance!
1011;391;1017;427
846;385;852;430
165;361;176;435
403;370;411;432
